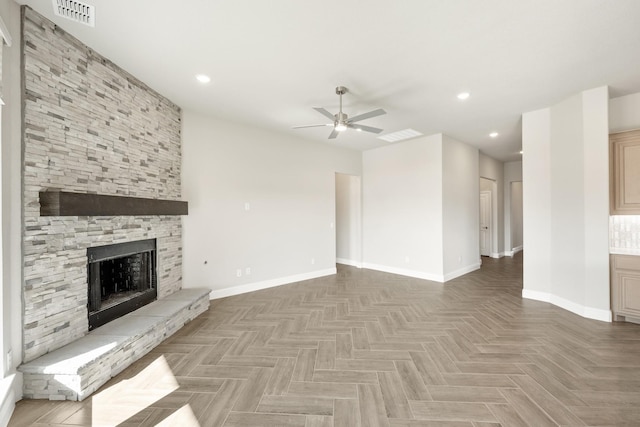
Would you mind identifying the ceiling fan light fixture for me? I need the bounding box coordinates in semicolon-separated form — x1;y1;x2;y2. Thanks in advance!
335;122;347;132
293;86;386;139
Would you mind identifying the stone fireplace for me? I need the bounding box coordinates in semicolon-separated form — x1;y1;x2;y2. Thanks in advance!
17;7;210;401
87;239;157;330
21;6;185;363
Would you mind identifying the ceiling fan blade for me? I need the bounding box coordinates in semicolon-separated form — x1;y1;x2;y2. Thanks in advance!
348;108;386;123
328;128;340;139
348;123;383;134
313;107;336;121
292;124;331;129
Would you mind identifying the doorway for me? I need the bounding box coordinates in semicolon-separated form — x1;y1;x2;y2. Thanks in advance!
335;173;362;267
480;177;497;257
480;190;492;256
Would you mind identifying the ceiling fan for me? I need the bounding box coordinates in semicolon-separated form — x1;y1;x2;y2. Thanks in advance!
293;86;386;139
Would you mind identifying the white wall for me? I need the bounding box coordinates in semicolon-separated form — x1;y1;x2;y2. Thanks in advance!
582;87;610;313
479;153;504;257
523;108;553;297
181;111;361;298
503;161;523;253
522;86;610;322
510;181;523;250
549;93;586;304
335;173;361;267
610;92;640;132
362;135;443;280
1;0;23;421
442;135;480;279
362;135;444;280
362;134;480;282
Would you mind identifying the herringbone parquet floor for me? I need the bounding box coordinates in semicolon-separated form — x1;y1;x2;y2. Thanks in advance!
10;253;640;426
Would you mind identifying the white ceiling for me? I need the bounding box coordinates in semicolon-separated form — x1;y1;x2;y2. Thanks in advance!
16;0;640;161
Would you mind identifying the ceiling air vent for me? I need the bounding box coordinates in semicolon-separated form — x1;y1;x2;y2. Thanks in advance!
52;0;95;27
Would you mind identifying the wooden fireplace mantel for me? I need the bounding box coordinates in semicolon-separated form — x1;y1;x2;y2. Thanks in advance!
39;190;188;216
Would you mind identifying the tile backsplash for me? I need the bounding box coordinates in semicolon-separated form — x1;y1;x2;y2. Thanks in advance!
610;215;640;255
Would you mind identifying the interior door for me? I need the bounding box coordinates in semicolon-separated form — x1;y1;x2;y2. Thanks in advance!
480;190;491;256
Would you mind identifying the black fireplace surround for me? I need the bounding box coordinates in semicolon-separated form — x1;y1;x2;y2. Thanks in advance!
87;239;157;330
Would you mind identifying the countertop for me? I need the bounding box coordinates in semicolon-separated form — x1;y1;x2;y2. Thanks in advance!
610;248;640;256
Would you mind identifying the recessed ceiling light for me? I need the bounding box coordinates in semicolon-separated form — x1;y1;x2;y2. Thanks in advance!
489;132;499;138
195;74;211;84
520;150;523;155
457;92;470;100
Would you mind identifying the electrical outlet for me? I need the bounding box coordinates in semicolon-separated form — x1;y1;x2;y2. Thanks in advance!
6;349;12;371
311;258;315;265
244;202;250;211
236;269;242;277
245;267;251;275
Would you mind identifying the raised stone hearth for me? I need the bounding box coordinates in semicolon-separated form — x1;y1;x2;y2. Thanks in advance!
19;288;210;401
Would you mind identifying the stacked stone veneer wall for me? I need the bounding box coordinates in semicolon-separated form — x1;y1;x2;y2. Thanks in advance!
22;7;183;362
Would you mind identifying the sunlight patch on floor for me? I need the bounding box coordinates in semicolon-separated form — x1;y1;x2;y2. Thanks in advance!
91;355;179;425
156;404;200;426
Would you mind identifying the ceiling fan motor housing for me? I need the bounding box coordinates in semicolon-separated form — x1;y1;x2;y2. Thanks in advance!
335;111;348;123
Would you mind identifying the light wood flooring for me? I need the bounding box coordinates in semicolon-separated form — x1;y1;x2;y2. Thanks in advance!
10;253;640;426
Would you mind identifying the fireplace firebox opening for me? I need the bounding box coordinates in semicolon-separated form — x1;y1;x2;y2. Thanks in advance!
87;239;157;330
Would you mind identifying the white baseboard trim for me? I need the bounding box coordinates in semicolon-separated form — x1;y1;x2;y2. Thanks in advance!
336;258;362;268
522;289;612;322
490;252;504;259
443;263;482;282
361;263;444;282
506;246;523;257
209;268;337;300
0;373;20;427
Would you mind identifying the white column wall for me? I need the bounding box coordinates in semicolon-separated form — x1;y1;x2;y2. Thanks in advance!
442;135;480;279
522;86;611;321
549;93;586;304
522;108;552;297
582;87;611;315
362;134;444;281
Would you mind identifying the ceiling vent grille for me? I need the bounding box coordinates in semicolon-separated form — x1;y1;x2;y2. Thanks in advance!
52;0;95;27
